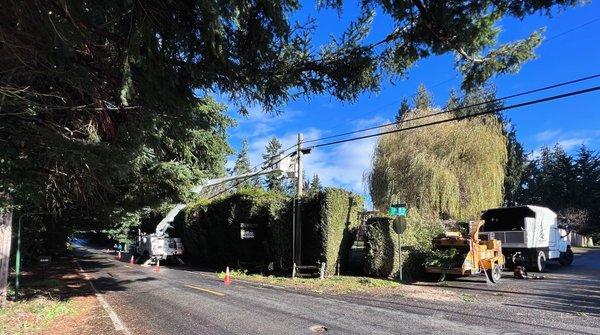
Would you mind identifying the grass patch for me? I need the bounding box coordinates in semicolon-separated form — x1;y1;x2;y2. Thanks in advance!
0;297;75;335
217;271;403;295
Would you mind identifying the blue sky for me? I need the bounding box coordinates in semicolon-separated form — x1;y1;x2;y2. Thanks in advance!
222;1;600;203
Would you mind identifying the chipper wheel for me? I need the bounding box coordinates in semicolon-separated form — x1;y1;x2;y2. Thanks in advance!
486;263;502;283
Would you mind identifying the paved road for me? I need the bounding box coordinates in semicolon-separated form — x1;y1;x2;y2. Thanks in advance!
74;246;600;335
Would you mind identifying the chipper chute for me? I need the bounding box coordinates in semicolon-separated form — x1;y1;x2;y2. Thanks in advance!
425;220;505;283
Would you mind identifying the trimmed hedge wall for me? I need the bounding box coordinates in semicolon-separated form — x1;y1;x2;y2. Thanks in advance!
363;215;442;280
175;188;288;270
300;188;363;275
175;187;363;275
363;217;398;277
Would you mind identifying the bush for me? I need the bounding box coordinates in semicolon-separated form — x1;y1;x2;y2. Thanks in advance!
399;246;430;281
363;217;397;277
300;188;364;275
175;187;363;275
363;213;443;280
176;188;288;270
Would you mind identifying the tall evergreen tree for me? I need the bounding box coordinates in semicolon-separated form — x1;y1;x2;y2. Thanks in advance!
395;99;411;123
574;145;600;211
503;125;528;206
262;137;284;192
233;139;251;180
549;145;577;208
515;145;599;234
445;89;461;112
308;174;323;195
414;84;432;110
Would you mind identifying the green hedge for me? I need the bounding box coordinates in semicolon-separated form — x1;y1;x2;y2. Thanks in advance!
363;214;444;280
363;217;398;277
175;188;288;270
300;188;363;275
174;187;363;275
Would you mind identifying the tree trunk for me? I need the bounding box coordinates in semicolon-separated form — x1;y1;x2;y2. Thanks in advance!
0;211;13;307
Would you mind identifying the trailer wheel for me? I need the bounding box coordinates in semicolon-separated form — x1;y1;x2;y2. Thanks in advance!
558;247;574;266
534;251;546;272
486;263;502;283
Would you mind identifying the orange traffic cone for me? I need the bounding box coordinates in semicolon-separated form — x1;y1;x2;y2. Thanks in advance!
154;259;160;273
130;255;135;265
224;266;231;286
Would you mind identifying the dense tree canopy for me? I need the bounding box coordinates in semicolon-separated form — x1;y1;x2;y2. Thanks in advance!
516;145;600;238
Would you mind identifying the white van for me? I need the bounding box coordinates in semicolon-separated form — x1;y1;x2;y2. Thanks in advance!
479;206;573;272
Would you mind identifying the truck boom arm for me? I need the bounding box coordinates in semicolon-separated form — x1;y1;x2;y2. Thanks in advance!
154;154;294;237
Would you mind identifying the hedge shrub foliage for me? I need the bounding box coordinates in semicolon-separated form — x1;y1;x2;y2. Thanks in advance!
175;187;363;274
364;217;397;277
363;212;444;279
301;188;364;275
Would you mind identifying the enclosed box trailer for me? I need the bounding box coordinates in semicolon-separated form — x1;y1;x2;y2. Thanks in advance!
479;206;573;272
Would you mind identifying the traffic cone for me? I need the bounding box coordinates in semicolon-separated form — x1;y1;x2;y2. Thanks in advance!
154;259;160;273
223;266;231;286
130;255;135;265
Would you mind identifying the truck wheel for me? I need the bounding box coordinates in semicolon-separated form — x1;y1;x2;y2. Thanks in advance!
534;251;546;272
486;264;502;283
559;248;574;266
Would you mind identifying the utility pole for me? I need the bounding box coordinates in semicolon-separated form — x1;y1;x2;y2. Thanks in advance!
293;133;303;270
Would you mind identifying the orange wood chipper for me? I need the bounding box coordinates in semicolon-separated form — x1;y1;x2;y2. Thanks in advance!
425;220;505;283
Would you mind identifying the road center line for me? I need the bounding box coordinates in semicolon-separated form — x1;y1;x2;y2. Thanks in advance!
184;284;225;297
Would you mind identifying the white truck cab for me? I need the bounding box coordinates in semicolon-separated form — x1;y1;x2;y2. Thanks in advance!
479;206;573;272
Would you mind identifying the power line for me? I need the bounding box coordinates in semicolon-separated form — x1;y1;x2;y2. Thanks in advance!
303;73;600;145
301;75;458;143
205;83;599;200
309;85;600;149
545;17;600;42
214;79;600;198
301;18;600;144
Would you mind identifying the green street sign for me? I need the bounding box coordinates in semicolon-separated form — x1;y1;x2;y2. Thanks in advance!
388;203;408;217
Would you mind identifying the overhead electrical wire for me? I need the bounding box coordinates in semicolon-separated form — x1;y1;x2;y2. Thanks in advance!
300;17;600;144
303;73;600;145
308;85;600;149
207;84;600;199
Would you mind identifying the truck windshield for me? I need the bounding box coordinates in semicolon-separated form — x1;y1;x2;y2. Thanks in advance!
480;207;535;231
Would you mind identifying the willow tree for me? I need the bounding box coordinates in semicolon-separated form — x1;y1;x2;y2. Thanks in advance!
368;88;507;221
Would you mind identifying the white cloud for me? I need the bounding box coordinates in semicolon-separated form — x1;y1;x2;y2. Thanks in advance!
535;129;561;142
352;115;388;129
557;138;589;151
231;107;303;138
229;125;378;195
303;137;377;193
531;128;600;155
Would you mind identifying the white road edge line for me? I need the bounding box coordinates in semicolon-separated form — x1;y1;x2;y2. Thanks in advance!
75;259;132;335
